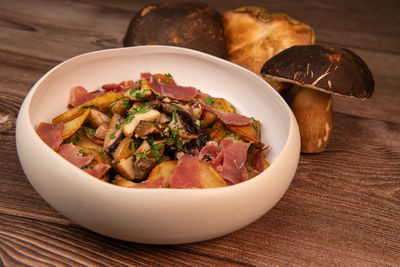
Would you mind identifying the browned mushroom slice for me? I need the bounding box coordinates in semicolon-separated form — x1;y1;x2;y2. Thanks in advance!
123;108;160;137
95;123;108;140
104;113;124;152
109;97;130;115
87;109;111;128
261;45;374;153
134;120;160;138
113;137;135;162
123;2;226;58
169;109;199;140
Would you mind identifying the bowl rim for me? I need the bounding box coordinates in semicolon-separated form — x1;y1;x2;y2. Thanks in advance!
17;45;299;193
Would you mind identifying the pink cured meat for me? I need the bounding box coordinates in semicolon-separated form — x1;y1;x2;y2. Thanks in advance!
132;176;166;188
199;141;223;167
58;143;93;168
36;122;64;151
70;86;96;107
102;80;138;93
169;154;202;189
84;164;111;178
220;139;250;185
198;101;252;126
141;72;198;101
252;147;269;174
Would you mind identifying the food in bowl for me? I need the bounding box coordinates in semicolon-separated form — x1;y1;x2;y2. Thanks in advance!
36;72;269;188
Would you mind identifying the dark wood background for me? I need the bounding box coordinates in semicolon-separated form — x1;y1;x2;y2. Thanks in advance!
1;0;399;266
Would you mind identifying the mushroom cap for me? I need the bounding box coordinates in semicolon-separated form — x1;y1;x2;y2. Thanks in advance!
123;2;226;58
260;45;375;99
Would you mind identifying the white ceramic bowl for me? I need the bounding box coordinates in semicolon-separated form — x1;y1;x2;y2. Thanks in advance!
16;45;300;244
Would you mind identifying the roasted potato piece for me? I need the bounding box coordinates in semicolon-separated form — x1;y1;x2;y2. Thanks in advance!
115;156;136;180
113;175;137;187
147;160;177;187
199;161;227;188
109;97;130;115
226;119;263;146
61;108;90;139
207;120;226;143
80;147;111;167
68;128;103;151
197;93;236;127
53;92;124;124
153;73;176;85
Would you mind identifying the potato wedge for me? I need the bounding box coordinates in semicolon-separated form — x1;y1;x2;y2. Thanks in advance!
226;119;263;146
147;160;177;187
207;120;226;143
199;161;227;188
113;175;137;187
68;128;103;151
53;92;123;124
80;147;111;166
61;108;90;139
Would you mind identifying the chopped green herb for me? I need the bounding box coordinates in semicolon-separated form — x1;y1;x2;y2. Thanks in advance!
81;105;97;109
165;73;173;78
172;109;178;125
79;149;84;154
110;133;116;139
115;123;121;130
81;165;93;169
205;96;214;106
128;141;133;150
124;115;134;124
83;126;96;136
72;133;81;145
122;100;131;110
252;118;259;133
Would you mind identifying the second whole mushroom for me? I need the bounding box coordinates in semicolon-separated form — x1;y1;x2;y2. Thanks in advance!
261;45;375;153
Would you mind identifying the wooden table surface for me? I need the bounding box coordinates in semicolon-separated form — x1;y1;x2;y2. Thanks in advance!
1;0;399;266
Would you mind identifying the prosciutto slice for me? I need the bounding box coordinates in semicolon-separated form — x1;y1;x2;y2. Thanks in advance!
132;176;166;188
70;86;96;107
169;154;202;189
141;72;198;101
199;141;223;167
58;143;93;168
102;80;137;93
36;122;64;151
198;101;252;126
252;147;269;174
84;163;111;178
220;139;250;185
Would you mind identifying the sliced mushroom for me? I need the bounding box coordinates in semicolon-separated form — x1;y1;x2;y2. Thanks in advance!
87;109;111;128
123;108;161;137
261;45;374;153
175;109;199;140
134;120;160;138
113;137;135;162
104;113;124;152
95;123;108;140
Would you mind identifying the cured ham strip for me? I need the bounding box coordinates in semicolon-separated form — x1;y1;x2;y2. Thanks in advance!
58;143;93;168
132;176;166;188
169;154;202;189
85;164;111;178
252;147;269;174
70;86;96;107
36;122;64;151
198;101;252;126
220;139;250;185
199;141;223;167
141;72;198;101
102;80;137;93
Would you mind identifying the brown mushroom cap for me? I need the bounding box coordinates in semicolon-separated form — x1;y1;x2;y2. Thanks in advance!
123;2;226;58
260;45;375;99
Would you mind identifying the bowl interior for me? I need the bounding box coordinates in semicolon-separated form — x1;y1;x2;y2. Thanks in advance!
28;45;292;164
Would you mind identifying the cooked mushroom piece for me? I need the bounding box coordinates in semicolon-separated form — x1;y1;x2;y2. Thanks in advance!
123;108;161;137
104;113;124;152
88;109;111;128
134;120;160;138
223;6;315;92
261;45;374;153
169;109;200;140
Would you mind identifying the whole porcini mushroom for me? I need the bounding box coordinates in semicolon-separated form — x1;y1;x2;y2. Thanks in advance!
223;6;315;92
123;2;226;58
261;45;374;153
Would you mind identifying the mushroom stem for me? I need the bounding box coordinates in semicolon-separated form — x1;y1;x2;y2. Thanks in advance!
291;86;333;153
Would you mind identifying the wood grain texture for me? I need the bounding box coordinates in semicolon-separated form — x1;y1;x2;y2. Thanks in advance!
1;0;399;266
